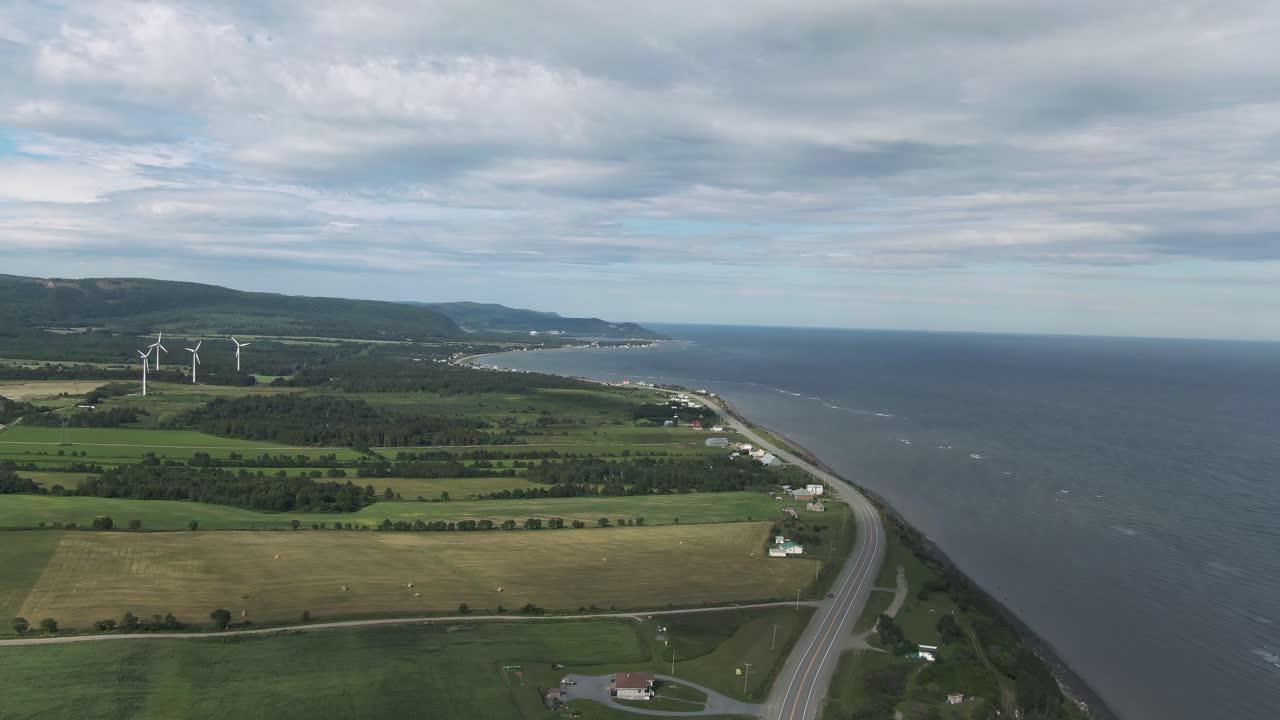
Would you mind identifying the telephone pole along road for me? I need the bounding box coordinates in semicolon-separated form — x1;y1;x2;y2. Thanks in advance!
688;393;886;720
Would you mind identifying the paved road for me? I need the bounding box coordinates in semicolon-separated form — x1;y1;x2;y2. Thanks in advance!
562;673;762;717
689;393;886;720
0;600;819;648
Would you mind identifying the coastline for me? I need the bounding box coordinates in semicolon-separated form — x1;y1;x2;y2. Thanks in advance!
464;349;1117;720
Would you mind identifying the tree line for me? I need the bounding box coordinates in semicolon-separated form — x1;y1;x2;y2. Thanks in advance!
518;456;800;495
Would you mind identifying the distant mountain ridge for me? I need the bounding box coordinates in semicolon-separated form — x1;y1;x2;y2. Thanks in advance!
419;301;662;339
0;274;461;340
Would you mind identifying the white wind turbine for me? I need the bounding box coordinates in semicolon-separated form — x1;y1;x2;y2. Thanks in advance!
185;341;202;384
148;331;167;370
230;336;250;372
137;347;152;396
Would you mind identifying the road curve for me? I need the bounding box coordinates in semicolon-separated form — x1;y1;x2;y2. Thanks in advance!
689;393;885;720
0;600;819;648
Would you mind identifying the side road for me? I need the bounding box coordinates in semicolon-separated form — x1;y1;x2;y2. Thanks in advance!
0;600;820;648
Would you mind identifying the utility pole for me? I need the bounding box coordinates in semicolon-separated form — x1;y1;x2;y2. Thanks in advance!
671;649;676;676
795;588;801;610
770;624;779;651
742;662;752;694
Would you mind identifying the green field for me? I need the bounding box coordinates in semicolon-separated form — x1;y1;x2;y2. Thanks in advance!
0;491;793;530
0;610;785;719
5;523;814;628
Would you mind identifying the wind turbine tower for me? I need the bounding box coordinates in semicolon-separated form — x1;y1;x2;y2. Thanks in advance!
186;341;202;384
148;332;167;370
231;337;250;372
137;347;152;396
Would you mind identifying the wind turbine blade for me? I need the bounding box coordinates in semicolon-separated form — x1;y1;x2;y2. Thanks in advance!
185;348;196;352
157;344;167;352
241;342;250;348
195;355;201;365
195;341;202;350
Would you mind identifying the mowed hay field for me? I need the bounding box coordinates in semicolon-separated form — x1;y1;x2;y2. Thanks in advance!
0;380;107;401
14;522;813;627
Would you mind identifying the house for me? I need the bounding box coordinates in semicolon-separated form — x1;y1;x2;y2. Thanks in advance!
710;426;724;432
806;501;825;512
805;484;824;496
792;492;815;502
705;437;729;447
760;453;782;467
663;420;675;427
771;540;803;556
916;644;939;662
611;672;655;700
544;688;564;708
691;419;703;429
947;693;965;705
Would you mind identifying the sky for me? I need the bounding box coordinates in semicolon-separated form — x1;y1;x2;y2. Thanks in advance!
2;1;1279;340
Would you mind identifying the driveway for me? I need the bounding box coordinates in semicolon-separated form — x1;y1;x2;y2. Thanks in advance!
560;673;762;718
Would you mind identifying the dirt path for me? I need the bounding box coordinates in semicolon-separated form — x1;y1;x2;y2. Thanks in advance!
851;564;907;651
0;600;820;648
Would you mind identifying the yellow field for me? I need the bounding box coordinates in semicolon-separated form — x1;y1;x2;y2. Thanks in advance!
14;522;814;627
0;381;107;401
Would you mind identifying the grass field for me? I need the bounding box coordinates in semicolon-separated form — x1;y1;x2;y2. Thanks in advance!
0;532;61;619
374;476;544;499
0;491;791;530
7;523;814;628
19;470;94;490
0;611;776;720
0;621;641;720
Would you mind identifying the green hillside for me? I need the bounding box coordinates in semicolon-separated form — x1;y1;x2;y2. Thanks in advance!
0;275;461;340
420;301;662;339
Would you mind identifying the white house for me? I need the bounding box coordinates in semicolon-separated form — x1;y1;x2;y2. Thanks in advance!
769;538;804;557
805;484;824;496
760;453;782;466
612;672;655;700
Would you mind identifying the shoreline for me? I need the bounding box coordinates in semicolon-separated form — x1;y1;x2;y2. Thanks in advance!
466;349;1118;720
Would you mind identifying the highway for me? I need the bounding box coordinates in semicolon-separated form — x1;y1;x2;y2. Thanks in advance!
691;393;886;720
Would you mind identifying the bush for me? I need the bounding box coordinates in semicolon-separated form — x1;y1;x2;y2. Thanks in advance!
11;617;30;635
91;516;114;530
209;608;232;628
39;618;58;633
187;520;199;531
94;618;117;631
128;519;142;530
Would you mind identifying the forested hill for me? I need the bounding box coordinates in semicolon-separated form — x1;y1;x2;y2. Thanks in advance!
418;301;662;339
0;275;461;340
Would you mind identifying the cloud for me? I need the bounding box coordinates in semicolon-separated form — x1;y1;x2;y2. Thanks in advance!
1;0;1279;336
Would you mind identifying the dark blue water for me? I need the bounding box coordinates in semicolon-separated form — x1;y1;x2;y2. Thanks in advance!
485;325;1280;720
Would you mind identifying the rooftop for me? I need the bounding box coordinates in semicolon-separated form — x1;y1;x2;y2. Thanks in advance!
614;672;655;689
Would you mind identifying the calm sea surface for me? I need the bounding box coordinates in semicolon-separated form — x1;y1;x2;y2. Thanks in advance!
485;325;1280;720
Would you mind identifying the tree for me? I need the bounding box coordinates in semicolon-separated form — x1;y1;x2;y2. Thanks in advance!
301;610;311;623
92;515;114;530
383;487;396;500
597;517;611;527
458;603;471;615
11;617;29;635
291;519;301;530
128;519;142;530
571;520;585;529
634;517;645;526
937;615;965;645
94;618;117;631
209;608;232;628
439;491;450;501
121;611;139;629
39;617;58;633
187;520;199;531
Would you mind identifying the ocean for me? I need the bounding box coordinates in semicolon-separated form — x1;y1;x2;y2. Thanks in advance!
482;324;1280;720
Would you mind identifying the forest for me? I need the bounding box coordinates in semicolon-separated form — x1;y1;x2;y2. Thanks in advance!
174;394;494;448
284;353;596;394
75;465;376;512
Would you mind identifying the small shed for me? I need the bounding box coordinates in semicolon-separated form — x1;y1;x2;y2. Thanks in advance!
947;692;965;705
